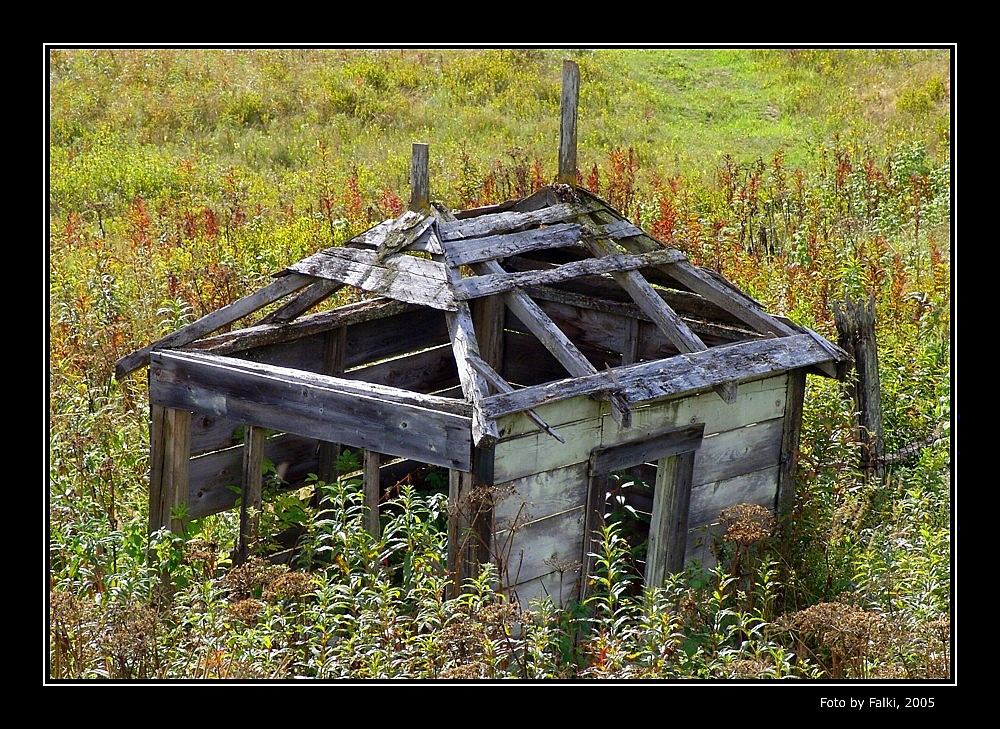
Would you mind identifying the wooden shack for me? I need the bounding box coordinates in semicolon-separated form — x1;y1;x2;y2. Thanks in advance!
116;61;847;608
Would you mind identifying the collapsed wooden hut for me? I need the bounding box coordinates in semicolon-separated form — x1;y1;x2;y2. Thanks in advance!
116;61;847;607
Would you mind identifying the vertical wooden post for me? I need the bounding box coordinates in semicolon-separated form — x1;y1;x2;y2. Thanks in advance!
363;449;381;537
150;407;191;534
446;469;469;599
317;326;347;486
621;316;640;366
579;469;607;602
645;451;696;586
776;370;807;519
236;425;265;564
472;296;505;374
557;60;580;185
409;142;430;212
833;296;885;479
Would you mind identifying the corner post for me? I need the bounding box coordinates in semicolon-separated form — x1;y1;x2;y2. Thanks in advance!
557;60;580;185
410;142;430;212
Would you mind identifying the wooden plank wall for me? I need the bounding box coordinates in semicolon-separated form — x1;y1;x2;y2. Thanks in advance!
180;307;460;520
491;375;789;608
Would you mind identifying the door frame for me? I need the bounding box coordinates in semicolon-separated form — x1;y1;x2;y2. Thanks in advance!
580;423;704;601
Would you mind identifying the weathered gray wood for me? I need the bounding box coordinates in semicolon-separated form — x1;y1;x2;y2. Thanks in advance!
288;246;455;311
443;223;584;267
581;234;736;404
512;187;561;213
558;60;580;185
622;316;640;366
166;349;470;416
116;273;314;378
834;297;884;478
153;408;191;533
466;353;564;444
317;326;347;485
471;293;505;375
236;425;265;564
187;297;416;356
455;248;687;300
259;279;344;325
374;211;435;263
645;451;696;586
188;433;318;519
579;469;606;602
776;370;805;518
476;259;631;428
590;424;704;475
688;465;779;528
524;285;759;347
410;142;430;212
428;220;500;447
482;334;832;419
492;461;590;532
507;300;625;363
147;403;167;534
692;418;783;485
507;568;580;610
150;350;473;471
446;469;467;598
502;330;586;386
438;203;581;241
363;450;381;537
495;505;585;588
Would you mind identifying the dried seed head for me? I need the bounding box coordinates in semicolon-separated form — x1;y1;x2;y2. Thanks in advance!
720;503;775;545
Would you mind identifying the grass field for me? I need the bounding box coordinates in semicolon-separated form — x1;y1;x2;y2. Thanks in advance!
48;48;951;679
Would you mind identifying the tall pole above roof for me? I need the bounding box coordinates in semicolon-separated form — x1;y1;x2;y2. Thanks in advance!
410;142;430;212
557;60;580;186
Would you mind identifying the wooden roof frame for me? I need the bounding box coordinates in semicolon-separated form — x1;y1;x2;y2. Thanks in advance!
118;182;847;451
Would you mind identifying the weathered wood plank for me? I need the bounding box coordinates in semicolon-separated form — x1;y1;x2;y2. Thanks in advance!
236;425;265;564
507;568;580;610
590;424;704;475
558;60;580;185
409;142;430;212
159;408;191;533
494;506;586;588
187;433;319;519
150;350;473;471
258;279;344;325
456;249;687;300
482;334;831;419
692;419;783;486
776;370;806;519
288;246;455;311
492;462;590;532
116;274;314;378
438;203;581;241
688;465;780;528
187;297;416;356
363;450;381;537
317;326;347;485
646;451;696;585
147;403;167;534
443;223;583;267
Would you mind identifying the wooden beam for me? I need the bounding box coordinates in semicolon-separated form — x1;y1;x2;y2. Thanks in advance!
645;451;696;584
466;353;565;444
288;246;455;311
363;450;382;537
116;273;314;379
776;369;806;519
317;326;347;485
437;203;580;241
150;350;473;470
557;60;580;185
834;297;884;478
446;469;469;598
409;142;430;212
589;424;704;475
474;259;632;428
481;334;834;419
150;407;191;534
236;425;265;564
147;403;167;535
429;210;500;447
187;297;416;356
443;223;583;268
455;249;687;300
259;279;345;325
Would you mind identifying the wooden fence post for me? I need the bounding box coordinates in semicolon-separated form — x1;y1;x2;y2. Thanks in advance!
833;296;885;479
410;142;430;212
